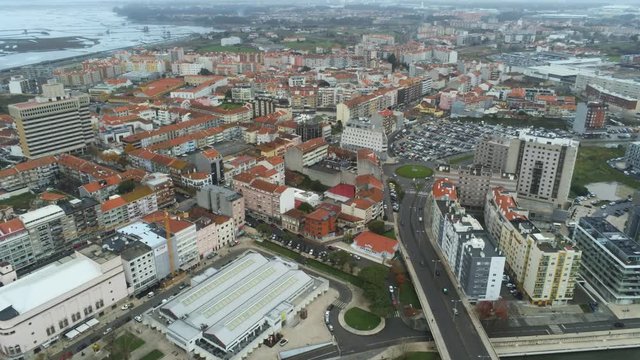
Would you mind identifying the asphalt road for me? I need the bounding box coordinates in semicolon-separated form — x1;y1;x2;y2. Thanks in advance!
397;190;493;360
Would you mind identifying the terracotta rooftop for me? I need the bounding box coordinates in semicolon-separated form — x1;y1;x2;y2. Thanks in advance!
354;231;399;255
101;196;127;212
0;218;26;238
296;137;327;154
432;178;457;201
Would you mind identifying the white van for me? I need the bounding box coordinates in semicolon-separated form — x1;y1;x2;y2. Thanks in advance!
147;291;155;298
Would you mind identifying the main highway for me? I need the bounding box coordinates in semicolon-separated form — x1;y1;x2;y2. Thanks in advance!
397;188;495;359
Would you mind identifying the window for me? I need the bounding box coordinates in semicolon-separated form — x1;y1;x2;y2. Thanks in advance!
46;326;56;336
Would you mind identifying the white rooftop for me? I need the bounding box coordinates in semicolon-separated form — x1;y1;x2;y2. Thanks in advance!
18;205;64;225
519;132;579;147
118;221;166;249
0;256;102;317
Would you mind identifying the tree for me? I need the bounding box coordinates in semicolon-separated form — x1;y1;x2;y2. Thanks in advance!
198;68;213;75
256;223;272;238
367;220;386;235
116;179;137;195
298;202;314;213
328;250;351;268
358;265;388;286
494;299;509;320
300;65;311;72
476;301;493;320
342;232;354;244
395;272;406;287
571;184;589;197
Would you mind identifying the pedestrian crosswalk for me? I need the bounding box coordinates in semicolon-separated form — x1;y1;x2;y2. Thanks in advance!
332;300;348;309
392;310;401;318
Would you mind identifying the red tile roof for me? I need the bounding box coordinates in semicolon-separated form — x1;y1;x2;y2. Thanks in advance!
0;218;26;238
142;211;194;233
432;178;457;201
492;187;527;221
296;137;327;154
354;231;399;255
326;184;356;199
355;174;383;190
101;196;127;212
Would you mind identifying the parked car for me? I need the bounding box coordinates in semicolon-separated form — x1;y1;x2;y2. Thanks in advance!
103;327;112;335
279;338;289;346
134;316;142;323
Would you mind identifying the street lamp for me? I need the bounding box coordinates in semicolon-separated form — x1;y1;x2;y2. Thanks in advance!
451;299;462;318
432;259;441;278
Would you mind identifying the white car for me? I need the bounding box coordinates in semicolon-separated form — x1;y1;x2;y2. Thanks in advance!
134;316;142;323
389;285;394;293
103;327;112;335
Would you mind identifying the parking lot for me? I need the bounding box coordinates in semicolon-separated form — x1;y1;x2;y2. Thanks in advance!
390;120;570;163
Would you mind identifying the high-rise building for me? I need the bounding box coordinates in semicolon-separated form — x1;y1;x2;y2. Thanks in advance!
473;135;516;172
9;81;93;158
573;101;607;135
476;133;579;212
574;217;640;304
434;164;517;210
625;142;640;171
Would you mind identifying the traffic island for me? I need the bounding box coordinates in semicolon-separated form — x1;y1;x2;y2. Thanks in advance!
395;164;433;179
338;307;385;335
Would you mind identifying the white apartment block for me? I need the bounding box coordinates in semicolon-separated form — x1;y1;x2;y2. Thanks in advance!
0;246;127;358
340;118;388;155
8;82;93;158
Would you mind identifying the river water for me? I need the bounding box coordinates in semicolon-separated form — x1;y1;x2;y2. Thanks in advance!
0;0;213;70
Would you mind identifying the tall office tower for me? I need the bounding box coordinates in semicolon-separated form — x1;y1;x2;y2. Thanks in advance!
476;133;579;210
573;101;607;135
9;81;93;158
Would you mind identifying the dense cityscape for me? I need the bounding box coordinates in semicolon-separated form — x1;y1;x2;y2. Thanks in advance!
0;1;640;359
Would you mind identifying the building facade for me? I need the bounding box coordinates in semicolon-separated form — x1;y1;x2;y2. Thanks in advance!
9;82;93;158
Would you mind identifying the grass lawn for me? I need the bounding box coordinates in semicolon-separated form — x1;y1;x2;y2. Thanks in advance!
0;192;36;210
108;332;145;359
344;307;381;331
255;240;364;287
448;153;474;165
139;350;165;360
395;164;433;179
399;282;422;310
572;146;640;190
218;102;244;110
197;44;258;53
395;352;440;360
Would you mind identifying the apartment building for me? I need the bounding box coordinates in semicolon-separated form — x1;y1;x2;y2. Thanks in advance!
484;188;581;305
101;234;157;295
98;187;158;230
141;173;176;209
232;174;295;221
303;208;337;240
189;207;237;256
8;82;93;158
194;148;224;185
426;179;504;301
574;217;640;304
0;156;59;192
473;135;517;172
340;117;388;155
0;247;127;358
19;205;75;260
196;185;245;232
284;137;329;172
336;88;397;124
122;115;220;149
435;164;517;210
0;219;36;271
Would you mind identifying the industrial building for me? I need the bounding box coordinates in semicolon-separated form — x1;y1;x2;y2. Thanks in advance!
144;251;328;360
